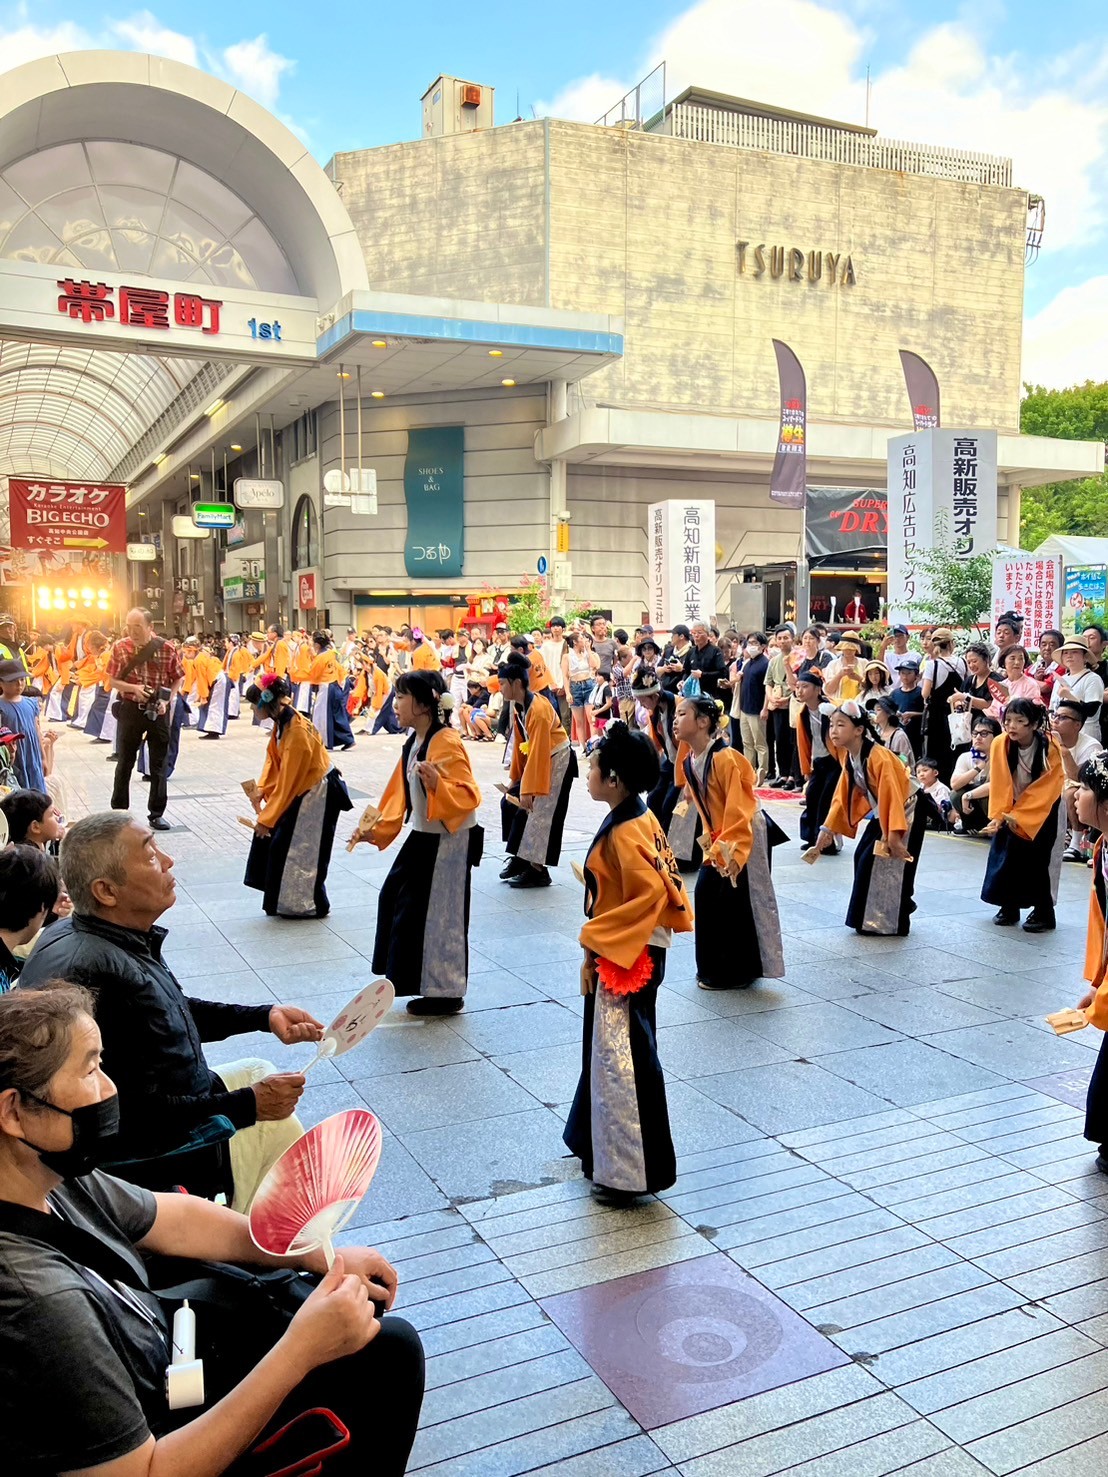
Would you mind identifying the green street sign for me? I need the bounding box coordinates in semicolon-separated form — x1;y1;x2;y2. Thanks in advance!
192;502;236;529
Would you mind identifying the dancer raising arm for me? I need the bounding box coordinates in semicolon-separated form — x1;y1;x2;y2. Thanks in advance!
353;671;483;1015
673;695;786;991
565;723;693;1203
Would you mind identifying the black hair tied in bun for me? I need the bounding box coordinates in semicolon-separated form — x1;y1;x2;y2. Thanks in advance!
496;651;532;687
595;720;660;796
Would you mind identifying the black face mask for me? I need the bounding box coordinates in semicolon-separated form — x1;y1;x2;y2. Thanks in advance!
21;1091;120;1179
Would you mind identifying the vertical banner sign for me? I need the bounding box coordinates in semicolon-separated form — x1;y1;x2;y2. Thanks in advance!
991;553;1062;645
770;340;807;508
886;429;998;624
1063;565;1108;634
8;477;126;553
648;500;716;628
403;426;464;578
898;351;941;431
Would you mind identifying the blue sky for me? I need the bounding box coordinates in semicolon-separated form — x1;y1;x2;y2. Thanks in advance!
3;0;1107;386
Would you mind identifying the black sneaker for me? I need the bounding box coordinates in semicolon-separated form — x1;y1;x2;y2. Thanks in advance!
509;866;552;888
406;997;463;1016
499;857;526;881
993;908;1019;926
149;816;171;832
1022;908;1056;933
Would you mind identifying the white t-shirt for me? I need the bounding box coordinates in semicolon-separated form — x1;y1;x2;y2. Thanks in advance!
884;647;915;675
1063;730;1101;773
1050;670;1105;738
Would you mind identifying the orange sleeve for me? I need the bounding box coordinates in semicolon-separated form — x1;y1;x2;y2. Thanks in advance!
307;652;329;683
425;730;482;831
874;746;910;839
193;655;213;704
274;641;290;678
258;718;329;831
366;756;408;850
373;667;390;708
521;701;554;797
1001;739;1065;842
581;825;693;968
1086;842;1108;1025
706;748;756;871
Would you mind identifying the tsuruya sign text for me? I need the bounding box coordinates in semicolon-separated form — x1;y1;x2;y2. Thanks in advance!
736;243;858;286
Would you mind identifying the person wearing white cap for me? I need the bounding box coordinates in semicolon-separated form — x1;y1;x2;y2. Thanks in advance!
1051;636;1105;741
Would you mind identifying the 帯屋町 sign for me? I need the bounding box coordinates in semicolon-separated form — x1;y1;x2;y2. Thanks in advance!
737;242;857;286
8;478;126;553
58;279;222;334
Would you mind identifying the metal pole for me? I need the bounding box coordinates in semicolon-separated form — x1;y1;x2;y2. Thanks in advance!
796;499;810;630
356;366;363;493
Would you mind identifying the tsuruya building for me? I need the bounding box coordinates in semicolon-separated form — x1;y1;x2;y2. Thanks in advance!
0;55;1099;634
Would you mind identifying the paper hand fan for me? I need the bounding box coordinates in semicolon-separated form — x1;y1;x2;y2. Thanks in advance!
250;1109;382;1268
303;979;395;1073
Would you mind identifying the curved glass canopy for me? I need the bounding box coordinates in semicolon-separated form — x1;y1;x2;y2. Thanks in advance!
0;139;299;481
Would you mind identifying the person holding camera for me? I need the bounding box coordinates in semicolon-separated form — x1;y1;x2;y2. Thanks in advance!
108;609;184;833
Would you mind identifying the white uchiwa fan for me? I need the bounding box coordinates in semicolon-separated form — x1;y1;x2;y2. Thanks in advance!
249;1109;383;1268
302;979;395;1074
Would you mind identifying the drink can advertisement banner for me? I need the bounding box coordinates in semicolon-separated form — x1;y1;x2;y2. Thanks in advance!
770;340;806;509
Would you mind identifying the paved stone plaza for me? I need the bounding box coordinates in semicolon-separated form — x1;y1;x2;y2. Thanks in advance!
56;718;1108;1475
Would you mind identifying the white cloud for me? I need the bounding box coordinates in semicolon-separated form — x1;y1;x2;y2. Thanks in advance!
0;12;298;121
1023;275;1108;391
0;20;97;69
112;10;197;66
539;0;1108;253
221;35;295;112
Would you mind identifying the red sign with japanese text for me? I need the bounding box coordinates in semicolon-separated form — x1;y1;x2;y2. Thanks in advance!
56;280;222;335
298;573;318;610
8;479;127;554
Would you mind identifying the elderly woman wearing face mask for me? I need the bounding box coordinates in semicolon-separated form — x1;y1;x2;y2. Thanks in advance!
0;986;425;1477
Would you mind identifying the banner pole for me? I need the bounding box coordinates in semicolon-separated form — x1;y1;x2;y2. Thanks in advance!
796;497;810;629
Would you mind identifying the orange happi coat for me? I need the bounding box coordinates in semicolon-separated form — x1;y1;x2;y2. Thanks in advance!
824;741;910;841
288;642;313;684
675;737;757;871
1085;840;1108;1027
580;798;693;971
255;708;331;831
988;733;1065;841
369;725;481;850
411;642;441;672
509;693;569;798
263;638;291;678
308;649;343;686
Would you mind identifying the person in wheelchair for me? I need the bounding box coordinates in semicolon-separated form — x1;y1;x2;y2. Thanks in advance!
18;812;318;1209
0;985;424;1476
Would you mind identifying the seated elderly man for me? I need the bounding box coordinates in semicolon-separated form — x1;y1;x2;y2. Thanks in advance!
18;811;320;1209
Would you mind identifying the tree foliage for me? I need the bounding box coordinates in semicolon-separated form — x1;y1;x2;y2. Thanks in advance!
1019;381;1108;550
907;548;994;636
506;577;589;635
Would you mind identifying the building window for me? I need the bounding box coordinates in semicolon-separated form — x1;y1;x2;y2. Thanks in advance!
291;495;319;571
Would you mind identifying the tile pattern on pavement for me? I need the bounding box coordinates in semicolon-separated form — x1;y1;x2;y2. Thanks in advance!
53;717;1108;1474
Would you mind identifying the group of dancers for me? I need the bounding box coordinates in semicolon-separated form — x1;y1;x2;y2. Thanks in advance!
237;639;1108;1207
36;625;359;787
